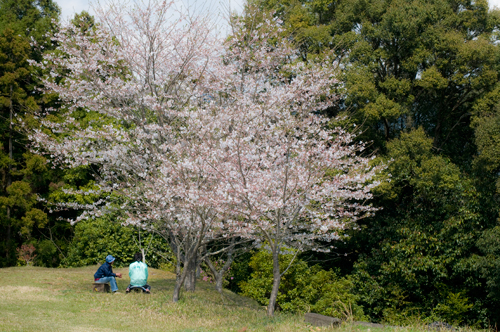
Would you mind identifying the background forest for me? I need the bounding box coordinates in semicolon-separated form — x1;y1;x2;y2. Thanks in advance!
1;0;500;327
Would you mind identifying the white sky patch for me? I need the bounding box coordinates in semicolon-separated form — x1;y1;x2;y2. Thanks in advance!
491;0;500;9
54;0;245;34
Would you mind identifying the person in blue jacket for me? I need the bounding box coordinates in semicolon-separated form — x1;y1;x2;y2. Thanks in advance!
126;252;151;293
94;255;123;293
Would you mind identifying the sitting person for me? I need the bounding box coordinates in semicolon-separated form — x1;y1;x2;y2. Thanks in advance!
126;252;151;293
94;255;123;293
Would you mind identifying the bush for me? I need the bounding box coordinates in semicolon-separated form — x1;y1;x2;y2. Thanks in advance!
226;250;254;293
430;290;473;325
61;216;172;268
35;240;58;267
239;249;366;319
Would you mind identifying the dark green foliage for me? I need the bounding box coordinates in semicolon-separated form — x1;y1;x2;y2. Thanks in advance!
0;0;68;267
225;251;254;293
62;216;172;269
36;239;57;266
475;226;500;298
239;250;365;319
464;226;500;321
350;129;486;324
255;0;500;160
472;103;500;197
246;0;500;325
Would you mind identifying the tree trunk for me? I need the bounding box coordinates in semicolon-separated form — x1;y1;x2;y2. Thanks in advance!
434;116;441;148
172;235;185;302
383;117;390;140
172;281;182;302
214;271;224;293
9;85;12;162
184;251;197;292
172;243;188;302
169;228;206;300
206;262;225;293
6;86;13;260
173;259;188;302
267;248;281;317
204;243;235;293
169;232;203;301
6;209;11;260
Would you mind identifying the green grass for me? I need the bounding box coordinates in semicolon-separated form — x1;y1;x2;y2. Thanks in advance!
0;266;486;332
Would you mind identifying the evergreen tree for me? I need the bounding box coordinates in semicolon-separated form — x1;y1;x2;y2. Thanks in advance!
248;0;500;325
0;0;68;267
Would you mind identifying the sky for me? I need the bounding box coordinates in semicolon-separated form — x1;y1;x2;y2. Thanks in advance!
54;0;500;21
490;0;500;8
54;0;245;23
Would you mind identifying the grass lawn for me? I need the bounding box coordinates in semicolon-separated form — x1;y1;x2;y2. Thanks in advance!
0;266;483;332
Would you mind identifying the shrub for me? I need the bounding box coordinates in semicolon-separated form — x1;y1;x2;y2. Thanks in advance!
35;240;57;267
239;249;366;319
430;291;473;325
226;251;254;293
61;216;172;268
16;243;36;266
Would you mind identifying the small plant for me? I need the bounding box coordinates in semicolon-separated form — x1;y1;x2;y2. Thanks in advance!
430;291;473;326
16;244;37;266
335;300;354;323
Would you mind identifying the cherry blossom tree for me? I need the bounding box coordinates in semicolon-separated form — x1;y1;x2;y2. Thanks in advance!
175;17;382;315
29;0;228;300
29;1;382;308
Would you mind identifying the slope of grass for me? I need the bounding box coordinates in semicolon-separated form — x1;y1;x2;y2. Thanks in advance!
0;265;308;332
0;266;486;332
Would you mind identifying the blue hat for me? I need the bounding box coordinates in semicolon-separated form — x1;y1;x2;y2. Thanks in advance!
105;255;115;263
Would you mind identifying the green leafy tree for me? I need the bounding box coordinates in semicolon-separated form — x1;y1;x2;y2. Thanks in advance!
464;226;500;322
256;0;500;161
0;0;67;267
352;129;486;323
247;0;500;325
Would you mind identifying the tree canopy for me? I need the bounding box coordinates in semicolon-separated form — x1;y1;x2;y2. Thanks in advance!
248;0;500;324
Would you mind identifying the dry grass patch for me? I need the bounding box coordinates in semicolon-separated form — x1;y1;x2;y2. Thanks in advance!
0;285;56;302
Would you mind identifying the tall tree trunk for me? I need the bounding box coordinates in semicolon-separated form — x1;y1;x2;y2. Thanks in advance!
383;117;390;140
267;247;281;317
9;85;12;162
434;111;442;148
215;273;223;293
172;280;182;302
6;208;11;260
6;86;13;260
170;228;205;300
171;234;184;302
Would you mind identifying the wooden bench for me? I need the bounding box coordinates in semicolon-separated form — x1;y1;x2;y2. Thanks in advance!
92;282;110;293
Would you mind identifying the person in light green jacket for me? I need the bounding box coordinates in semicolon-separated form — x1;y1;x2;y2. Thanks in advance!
126;252;151;293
